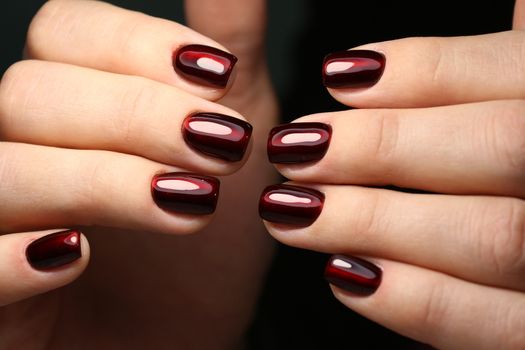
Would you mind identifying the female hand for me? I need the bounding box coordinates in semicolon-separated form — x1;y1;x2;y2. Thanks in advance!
0;0;277;348
260;2;525;349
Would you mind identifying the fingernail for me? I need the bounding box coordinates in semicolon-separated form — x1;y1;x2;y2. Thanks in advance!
259;184;324;226
268;122;332;164
324;255;382;296
26;230;82;270
174;44;238;88
183;112;252;162
151;172;220;215
322;50;385;89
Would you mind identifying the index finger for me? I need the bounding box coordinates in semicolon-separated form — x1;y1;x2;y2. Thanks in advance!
26;0;238;101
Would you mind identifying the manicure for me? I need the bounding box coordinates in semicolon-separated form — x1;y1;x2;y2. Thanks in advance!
322;50;385;89
174;44;238;88
26;230;82;270
268;122;331;164
324;255;382;296
183;112;252;162
151;172;220;215
259;184;324;226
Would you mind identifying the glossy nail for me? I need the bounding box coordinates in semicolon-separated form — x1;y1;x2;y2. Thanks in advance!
183;112;252;162
322;50;385;89
26;230;81;270
268;122;332;164
259;184;324;226
151;172;220;215
174;44;237;88
324;255;382;296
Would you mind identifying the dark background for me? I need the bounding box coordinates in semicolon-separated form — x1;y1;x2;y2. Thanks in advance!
0;1;515;349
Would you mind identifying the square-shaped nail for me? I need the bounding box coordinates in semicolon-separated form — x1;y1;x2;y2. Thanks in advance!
323;50;385;89
183;112;252;162
151;172;220;215
174;44;237;88
268;122;332;164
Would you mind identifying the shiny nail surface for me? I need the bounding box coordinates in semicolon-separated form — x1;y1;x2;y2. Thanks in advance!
26;230;81;270
322;50;385;89
324;255;382;296
174;44;237;88
259;184;324;226
183;112;252;162
268;122;332;164
152;172;219;215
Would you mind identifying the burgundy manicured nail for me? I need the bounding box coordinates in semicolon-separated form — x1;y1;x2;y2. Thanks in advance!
324;255;382;296
174;44;238;88
322;50;385;89
151;172;220;215
268;122;332;164
183;112;252;162
26;230;81;270
259;184;324;226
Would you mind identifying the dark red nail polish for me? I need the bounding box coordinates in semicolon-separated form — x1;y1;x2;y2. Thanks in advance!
259;184;324;226
324;255;382;296
322;50;385;89
183;112;252;162
26;230;81;270
151;172;220;215
268;122;332;164
174;44;237;88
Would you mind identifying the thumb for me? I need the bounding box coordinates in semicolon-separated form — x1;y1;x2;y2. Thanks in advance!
184;0;267;67
513;0;525;29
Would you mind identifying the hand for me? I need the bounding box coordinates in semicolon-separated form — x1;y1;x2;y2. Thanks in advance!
0;1;277;348
261;2;525;349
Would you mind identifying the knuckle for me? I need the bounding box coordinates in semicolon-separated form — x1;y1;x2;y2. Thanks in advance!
482;199;525;276
496;302;525;350
113;78;159;145
0;61;40;135
416;277;449;339
492;101;525;175
26;0;67;57
364;110;400;178
111;14;149;65
351;190;389;245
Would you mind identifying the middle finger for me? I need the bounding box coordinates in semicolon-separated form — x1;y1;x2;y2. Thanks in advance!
0;60;252;175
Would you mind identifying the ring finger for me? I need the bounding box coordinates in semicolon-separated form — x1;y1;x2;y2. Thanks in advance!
260;183;525;291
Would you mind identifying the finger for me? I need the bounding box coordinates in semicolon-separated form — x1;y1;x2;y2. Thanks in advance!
324;256;525;349
0;61;253;173
0;143;219;235
261;184;525;290
514;0;525;30
0;229;89;306
322;31;525;108
270;101;525;198
25;0;238;100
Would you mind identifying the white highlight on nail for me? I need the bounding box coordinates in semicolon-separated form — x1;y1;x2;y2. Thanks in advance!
68;235;78;244
189;121;232;135
326;61;355;74
157;179;199;191
333;259;352;269
196;57;225;74
281;132;322;144
269;193;312;204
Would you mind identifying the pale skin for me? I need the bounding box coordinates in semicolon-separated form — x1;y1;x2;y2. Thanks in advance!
0;1;524;349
